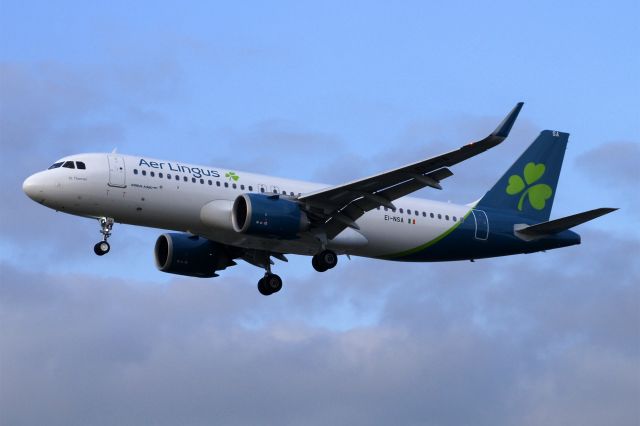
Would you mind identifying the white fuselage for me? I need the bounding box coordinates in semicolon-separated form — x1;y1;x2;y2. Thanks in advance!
23;153;473;259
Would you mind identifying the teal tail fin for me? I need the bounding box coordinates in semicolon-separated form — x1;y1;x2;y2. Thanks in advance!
476;130;568;221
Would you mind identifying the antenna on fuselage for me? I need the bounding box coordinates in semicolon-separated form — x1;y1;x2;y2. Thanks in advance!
111;148;118;154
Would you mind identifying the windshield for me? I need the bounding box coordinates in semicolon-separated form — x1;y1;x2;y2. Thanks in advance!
48;162;63;170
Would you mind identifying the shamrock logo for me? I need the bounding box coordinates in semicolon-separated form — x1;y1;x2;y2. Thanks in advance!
225;171;239;182
506;162;553;211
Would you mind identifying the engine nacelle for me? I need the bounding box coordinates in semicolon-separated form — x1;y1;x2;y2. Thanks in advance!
231;193;309;238
154;233;225;278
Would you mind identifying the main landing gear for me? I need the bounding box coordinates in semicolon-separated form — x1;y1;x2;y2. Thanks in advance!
93;217;114;256
257;273;283;296
312;250;338;272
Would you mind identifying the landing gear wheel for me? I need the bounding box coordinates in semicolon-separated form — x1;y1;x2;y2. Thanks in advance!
94;241;110;256
312;250;338;272
257;274;283;296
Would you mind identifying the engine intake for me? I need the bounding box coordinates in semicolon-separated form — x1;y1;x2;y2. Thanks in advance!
232;193;309;238
154;233;226;278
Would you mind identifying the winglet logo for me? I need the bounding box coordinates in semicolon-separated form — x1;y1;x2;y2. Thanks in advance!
225;172;239;182
506;162;553;211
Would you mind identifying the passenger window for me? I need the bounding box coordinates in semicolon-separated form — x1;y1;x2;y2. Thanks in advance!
224;182;229;188
183;176;188;182
159;173;163;178
430;213;434;218
233;183;237;189
192;177;196;183
407;209;411;215
150;171;155;177
134;169;138;175
208;180;212;185
63;161;75;169
200;179;204;184
384;207;388;211
248;185;253;191
76;162;86;169
453;216;457;222
241;184;245;190
167;174;171;179
438;214;442;219
399;208;404;213
445;215;449;220
48;162;63;169
290;191;294;196
216;181;221;187
422;212;426;217
142;170;147;176
260;187;265;193
175;175;180;180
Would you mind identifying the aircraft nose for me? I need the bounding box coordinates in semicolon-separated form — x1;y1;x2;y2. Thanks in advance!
23;173;45;201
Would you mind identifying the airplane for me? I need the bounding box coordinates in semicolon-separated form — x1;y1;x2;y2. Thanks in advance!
22;103;616;295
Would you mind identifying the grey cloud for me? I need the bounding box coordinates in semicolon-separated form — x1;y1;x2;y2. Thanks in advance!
209;120;346;179
1;230;638;426
573;141;640;211
574;141;640;186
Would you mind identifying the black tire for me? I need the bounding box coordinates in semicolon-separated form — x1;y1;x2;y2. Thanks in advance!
264;274;283;294
312;256;327;272
257;278;271;296
94;241;110;256
320;250;337;269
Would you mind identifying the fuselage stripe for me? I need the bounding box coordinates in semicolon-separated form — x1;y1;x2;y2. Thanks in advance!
378;209;473;259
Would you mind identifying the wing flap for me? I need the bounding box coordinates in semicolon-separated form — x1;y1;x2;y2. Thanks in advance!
323;168;453;238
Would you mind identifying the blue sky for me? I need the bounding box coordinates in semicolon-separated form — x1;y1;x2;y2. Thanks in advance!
1;1;639;425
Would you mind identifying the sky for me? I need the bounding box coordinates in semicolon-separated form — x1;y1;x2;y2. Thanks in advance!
1;1;639;425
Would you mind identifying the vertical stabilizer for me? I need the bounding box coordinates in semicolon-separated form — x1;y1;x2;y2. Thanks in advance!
476;130;568;221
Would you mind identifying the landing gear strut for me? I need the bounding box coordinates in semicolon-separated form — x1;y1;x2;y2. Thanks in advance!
94;217;114;256
312;250;338;272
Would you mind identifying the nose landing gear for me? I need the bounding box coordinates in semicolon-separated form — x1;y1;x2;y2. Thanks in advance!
94;217;114;256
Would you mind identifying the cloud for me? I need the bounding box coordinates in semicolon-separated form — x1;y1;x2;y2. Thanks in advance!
572;141;640;212
2;230;638;426
574;141;640;187
208;120;346;180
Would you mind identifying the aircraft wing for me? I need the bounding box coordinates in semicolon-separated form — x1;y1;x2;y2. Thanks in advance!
299;102;524;239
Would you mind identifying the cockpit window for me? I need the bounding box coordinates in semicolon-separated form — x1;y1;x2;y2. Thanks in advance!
76;161;86;169
48;162;63;170
62;161;75;169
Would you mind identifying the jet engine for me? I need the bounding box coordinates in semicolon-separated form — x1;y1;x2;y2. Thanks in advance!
231;193;309;238
154;233;231;278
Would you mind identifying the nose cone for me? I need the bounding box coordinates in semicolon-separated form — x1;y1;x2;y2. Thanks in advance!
23;173;45;202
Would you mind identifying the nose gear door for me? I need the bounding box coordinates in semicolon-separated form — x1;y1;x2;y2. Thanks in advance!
107;155;127;188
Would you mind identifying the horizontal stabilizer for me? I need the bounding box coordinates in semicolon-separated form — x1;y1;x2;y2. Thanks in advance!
517;208;618;236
